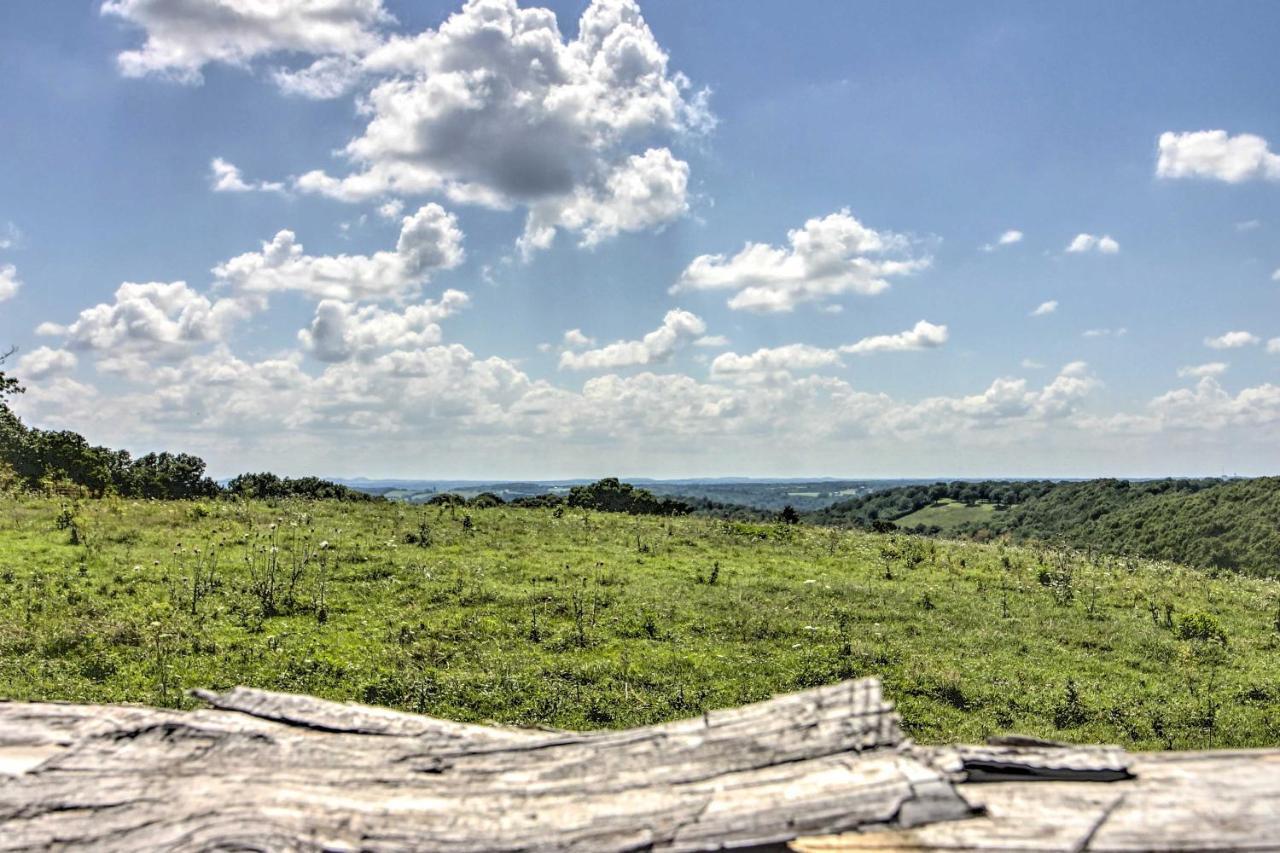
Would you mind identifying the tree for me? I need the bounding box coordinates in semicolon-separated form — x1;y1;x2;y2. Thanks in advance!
779;505;801;525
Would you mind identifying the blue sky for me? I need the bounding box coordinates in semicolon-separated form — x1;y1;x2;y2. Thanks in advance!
1;0;1278;479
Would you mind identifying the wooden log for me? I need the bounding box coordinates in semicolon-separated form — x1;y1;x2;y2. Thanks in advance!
0;678;976;852
792;749;1280;852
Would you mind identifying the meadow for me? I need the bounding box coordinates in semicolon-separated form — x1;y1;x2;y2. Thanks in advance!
894;498;1002;532
1;494;1278;750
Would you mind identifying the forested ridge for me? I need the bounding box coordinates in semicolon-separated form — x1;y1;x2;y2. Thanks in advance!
811;477;1280;577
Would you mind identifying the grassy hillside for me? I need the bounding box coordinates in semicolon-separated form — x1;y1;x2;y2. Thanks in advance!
894;499;1002;532
2;495;1278;749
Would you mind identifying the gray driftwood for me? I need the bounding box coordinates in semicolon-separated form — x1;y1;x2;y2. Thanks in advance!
0;677;975;851
2;678;1273;851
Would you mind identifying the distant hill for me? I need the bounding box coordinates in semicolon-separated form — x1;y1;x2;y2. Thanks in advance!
334;478;935;512
810;477;1280;577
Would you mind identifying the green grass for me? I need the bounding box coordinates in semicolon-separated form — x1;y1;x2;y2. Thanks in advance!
896;499;1002;531
1;495;1278;750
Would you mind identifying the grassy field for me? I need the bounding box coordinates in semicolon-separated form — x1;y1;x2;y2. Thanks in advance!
895;499;1002;531
1;495;1278;749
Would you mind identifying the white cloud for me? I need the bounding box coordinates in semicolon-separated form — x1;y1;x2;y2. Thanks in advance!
210;158;284;193
37;281;261;362
1236;220;1261;232
710;344;842;380
559;309;706;370
519;148;689;256
1156;130;1280;183
1269;338;1280;354
562;328;596;349
671;208;928;313
1020;358;1044;370
16;347;78;380
1030;300;1058;317
0;264;19;303
289;0;711;253
708;321;947;382
1065;233;1119;254
1205;330;1260;349
1272;268;1280;282
839;320;948;355
101;0;391;84
213;203;463;301
1082;327;1127;338
1178;362;1228;379
981;229;1023;251
271;55;365;99
693;335;729;348
1141;377;1280;432
298;290;469;362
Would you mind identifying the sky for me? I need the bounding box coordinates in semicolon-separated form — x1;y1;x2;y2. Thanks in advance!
1;0;1279;480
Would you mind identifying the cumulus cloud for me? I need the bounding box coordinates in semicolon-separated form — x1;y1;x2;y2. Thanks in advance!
518;148;689;256
1178;362;1228;379
710;344;842;381
288;0;711;253
1205;330;1260;349
0;264;19;302
1156;130;1280;183
981;229;1023;252
16;347;78;380
671;209;928;313
213;203;464;301
562;329;595;349
1030;300;1058;317
298;290;469;362
559;309;706;370
101;0;391;84
1269;338;1280;354
708;321;947;382
1272;268;1280;282
36;280;261;361
840;320;948;355
210;158;285;193
1066;233;1119;254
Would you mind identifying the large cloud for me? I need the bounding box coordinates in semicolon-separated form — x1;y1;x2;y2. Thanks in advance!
290;0;711;252
559;309;706;370
213;204;464;301
1156;130;1280;183
36;281;261;362
298;290;469;362
671;209;928;313
101;0;391;83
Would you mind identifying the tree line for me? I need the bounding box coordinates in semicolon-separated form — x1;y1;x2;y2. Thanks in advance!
0;352;373;502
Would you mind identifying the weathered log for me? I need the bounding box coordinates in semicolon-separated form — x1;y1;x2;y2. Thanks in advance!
0;678;976;851
5;679;1273;851
793;748;1280;852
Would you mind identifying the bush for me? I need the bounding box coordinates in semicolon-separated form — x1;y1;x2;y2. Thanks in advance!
1177;611;1228;645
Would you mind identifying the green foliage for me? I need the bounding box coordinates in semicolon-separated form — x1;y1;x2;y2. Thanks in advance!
567;478;692;516
1;497;1278;749
1177;611;1228;645
226;472;380;503
813;477;1280;578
